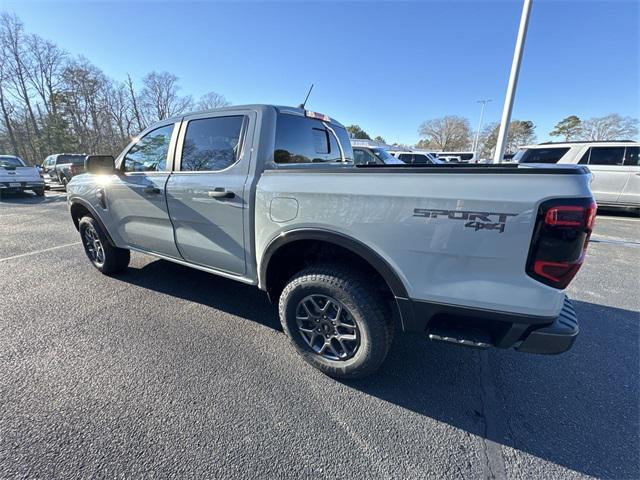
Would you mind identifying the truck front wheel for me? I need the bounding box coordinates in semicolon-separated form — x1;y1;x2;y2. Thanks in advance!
279;264;393;379
79;216;130;274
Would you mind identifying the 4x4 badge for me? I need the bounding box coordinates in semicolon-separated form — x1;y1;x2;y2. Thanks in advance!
413;208;518;233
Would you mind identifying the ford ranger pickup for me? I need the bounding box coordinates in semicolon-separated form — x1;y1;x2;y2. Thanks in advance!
67;105;595;378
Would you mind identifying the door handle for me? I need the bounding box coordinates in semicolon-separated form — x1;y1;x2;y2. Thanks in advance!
208;188;235;199
143;185;161;195
635;173;640;176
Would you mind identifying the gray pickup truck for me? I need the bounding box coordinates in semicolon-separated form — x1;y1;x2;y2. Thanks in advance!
67;105;595;378
42;153;87;189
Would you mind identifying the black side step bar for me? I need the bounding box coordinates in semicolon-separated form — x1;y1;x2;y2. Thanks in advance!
427;327;492;349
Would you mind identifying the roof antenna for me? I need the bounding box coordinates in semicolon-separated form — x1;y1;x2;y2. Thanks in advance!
298;84;314;110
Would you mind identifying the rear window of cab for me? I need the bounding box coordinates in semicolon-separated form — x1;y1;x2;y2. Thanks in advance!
274;113;353;164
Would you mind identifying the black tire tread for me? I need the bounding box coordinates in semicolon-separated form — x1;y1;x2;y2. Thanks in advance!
279;263;393;379
79;216;130;275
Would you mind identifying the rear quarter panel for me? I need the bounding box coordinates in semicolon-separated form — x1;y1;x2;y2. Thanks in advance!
256;169;593;318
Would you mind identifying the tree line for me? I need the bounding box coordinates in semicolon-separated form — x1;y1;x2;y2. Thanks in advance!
351;113;638;157
0;12;229;165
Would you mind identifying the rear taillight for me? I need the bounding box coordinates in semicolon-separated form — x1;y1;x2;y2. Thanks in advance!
526;198;596;289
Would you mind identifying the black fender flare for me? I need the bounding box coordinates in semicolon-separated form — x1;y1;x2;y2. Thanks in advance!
259;228;409;299
69;198;116;247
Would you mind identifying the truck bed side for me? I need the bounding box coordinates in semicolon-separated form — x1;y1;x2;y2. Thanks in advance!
255;167;592;320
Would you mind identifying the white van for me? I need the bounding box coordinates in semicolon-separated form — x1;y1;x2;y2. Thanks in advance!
514;141;639;211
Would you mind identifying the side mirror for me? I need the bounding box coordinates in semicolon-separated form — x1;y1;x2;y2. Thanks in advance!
85;155;115;174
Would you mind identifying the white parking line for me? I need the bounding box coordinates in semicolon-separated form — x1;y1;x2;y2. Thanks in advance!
597;215;640;223
0;242;81;263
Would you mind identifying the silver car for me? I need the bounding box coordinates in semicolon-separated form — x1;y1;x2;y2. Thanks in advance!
514;141;639;211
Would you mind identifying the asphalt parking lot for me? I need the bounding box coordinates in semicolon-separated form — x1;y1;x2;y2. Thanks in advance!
0;191;638;479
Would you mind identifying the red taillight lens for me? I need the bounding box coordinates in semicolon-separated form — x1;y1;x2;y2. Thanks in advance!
533;257;584;289
545;206;586;227
585;201;597;230
526;198;596;289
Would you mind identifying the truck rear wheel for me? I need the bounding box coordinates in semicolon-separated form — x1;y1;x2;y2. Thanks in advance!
79;216;130;274
278;264;393;379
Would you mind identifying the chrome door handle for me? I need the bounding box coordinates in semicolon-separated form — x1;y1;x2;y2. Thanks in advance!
208;189;235;199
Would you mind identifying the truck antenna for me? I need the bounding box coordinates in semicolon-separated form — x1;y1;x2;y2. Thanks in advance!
298;84;314;110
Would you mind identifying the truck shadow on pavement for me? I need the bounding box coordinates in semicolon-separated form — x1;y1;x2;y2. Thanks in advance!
120;258;281;332
117;260;638;478
351;299;639;479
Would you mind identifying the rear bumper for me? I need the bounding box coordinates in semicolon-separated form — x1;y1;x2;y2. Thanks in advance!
396;295;578;354
0;181;44;191
516;298;578;354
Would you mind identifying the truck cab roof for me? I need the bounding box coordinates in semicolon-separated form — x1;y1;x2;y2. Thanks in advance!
162;104;346;129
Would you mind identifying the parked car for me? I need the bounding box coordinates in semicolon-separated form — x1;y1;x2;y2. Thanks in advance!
68;104;594;378
387;150;442;164
42;153;87;189
352;146;404;165
0;155;45;196
514;141;639;212
433;151;478;163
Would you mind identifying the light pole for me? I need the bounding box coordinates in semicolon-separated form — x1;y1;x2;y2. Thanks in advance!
493;0;533;163
473;99;492;156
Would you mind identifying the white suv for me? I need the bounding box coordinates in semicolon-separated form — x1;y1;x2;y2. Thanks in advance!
514;141;639;211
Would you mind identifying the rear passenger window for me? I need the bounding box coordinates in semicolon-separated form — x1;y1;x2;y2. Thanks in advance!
274;114;352;164
624;146;639;166
518;148;569;164
587;147;624;166
181;116;245;171
398;154;412;163
123;124;174;172
413;154;429;164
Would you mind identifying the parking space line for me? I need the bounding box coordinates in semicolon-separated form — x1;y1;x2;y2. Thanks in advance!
596;216;640;223
0;242;81;263
590;238;640;247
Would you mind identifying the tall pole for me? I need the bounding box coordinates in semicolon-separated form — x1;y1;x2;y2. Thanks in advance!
473;99;492;154
493;0;533;163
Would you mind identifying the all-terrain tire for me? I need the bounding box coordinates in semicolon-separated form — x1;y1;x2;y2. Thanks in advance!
279;264;393;379
79;215;130;274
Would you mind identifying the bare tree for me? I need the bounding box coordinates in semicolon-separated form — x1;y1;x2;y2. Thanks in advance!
25;34;66;116
125;74;145;133
417;116;472;151
140;71;192;122
1;12;40;158
579;114;638;141
0;47;20;155
478;120;536;158
196;91;229;111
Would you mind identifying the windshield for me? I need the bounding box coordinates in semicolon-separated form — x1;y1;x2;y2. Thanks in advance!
371;148;404;164
0;156;25;167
